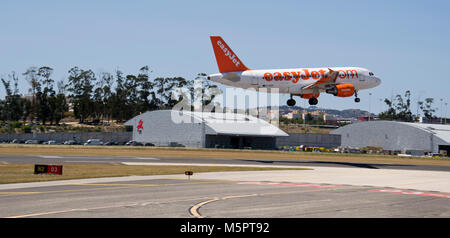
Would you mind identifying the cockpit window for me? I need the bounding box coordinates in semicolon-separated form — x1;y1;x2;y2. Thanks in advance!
369;72;374;76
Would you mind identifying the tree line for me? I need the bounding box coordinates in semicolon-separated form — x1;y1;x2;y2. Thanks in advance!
378;90;440;122
0;66;217;125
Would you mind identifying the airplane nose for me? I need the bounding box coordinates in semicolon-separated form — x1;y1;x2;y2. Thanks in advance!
373;77;381;86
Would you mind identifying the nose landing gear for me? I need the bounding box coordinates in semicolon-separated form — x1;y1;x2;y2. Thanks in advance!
354;91;360;103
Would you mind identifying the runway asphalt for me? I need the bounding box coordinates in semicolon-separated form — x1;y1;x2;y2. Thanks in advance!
1;154;449;218
1;154;450;171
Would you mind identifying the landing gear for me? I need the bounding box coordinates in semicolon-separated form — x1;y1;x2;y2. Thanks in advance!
308;97;318;105
287;99;296;106
354;91;360;103
287;95;296;106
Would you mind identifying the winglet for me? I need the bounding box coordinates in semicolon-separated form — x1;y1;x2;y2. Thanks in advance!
210;36;249;73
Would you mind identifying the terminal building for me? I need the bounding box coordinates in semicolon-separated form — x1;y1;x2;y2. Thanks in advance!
331;121;450;156
124;110;288;149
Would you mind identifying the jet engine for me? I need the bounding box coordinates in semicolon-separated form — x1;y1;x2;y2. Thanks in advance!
326;84;355;97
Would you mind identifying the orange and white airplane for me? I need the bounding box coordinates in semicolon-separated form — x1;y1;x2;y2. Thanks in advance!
208;36;381;106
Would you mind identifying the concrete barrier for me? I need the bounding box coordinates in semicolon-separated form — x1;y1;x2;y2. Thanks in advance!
276;133;341;148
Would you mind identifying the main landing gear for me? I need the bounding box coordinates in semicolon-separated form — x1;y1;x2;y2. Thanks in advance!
287;95;296;106
286;95;319;106
308;97;318;105
354;91;360;103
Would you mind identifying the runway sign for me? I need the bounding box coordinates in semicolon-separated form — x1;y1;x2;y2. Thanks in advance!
34;164;63;175
185;170;193;180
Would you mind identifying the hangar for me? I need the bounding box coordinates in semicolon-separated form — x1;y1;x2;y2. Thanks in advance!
124;110;288;149
331;121;450;155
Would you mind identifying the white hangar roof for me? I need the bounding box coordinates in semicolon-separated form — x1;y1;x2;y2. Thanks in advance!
403;122;450;143
331;120;450;152
124;110;288;137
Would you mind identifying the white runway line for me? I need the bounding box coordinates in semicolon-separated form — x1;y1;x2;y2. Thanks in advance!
38;155;64;159
121;162;307;169
132;157;160;160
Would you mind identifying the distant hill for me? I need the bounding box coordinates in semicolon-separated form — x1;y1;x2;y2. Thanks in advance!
219;106;373;119
278;105;372;119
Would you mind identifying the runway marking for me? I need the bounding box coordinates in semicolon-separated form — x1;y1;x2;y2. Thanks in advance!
38;155;64;159
189;198;220;218
6;196;212;218
235;181;337;188
0;192;40;195
370;189;450;198
0;181;224;197
65;161;120;164
133;157;160;160
66;181;222;187
189;186;349;218
66;183;159;187
0;186;133;197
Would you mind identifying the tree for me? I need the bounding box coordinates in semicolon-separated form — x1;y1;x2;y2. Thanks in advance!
53;92;67;124
111;69;127;122
37;66;55;124
1;72;28;122
23;67;40;121
136;66;157;113
418;98;436;120
66;67;96;123
154;77;189;109
378;90;414;122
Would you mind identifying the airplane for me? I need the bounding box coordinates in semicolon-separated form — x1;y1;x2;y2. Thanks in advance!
207;36;381;106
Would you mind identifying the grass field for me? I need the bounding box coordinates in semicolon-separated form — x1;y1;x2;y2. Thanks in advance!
0;164;306;184
1;144;449;184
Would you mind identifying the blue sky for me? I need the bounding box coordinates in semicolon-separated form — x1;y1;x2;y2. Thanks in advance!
1;0;449;115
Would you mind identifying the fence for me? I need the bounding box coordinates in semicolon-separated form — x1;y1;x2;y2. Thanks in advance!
0;132;132;144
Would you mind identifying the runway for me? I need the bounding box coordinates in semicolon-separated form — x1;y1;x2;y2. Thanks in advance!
1;154;450;218
1;154;450;171
1;176;449;218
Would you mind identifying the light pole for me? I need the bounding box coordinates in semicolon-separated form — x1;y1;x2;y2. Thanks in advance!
379;98;383;114
445;102;448;124
368;93;372;121
440;98;444;124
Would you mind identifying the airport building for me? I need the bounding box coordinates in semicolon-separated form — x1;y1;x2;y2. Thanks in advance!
331;121;450;155
124;110;288;149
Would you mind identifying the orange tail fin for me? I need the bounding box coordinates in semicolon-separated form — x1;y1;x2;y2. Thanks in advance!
210;36;249;73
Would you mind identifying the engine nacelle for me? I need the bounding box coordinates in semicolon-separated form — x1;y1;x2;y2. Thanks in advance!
326;84;355;97
300;92;320;99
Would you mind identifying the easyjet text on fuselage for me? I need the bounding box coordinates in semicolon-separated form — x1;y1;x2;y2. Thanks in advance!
263;68;359;84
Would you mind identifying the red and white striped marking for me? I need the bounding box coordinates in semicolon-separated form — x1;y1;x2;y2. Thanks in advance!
370;189;450;198
235;181;337;188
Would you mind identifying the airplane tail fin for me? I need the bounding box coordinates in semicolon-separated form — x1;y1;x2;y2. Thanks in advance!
210;36;249;73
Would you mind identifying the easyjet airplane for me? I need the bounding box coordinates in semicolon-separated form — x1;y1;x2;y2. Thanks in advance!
208;36;381;106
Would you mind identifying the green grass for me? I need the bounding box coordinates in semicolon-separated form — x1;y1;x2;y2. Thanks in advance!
0;164;308;184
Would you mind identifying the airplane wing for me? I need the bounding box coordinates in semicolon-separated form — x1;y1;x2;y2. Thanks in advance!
302;68;339;90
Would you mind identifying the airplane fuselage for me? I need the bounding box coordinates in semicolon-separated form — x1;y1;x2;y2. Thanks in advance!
209;67;380;95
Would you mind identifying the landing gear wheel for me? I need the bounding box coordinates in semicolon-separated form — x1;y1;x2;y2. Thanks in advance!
308;97;318;105
287;99;296;106
354;90;360;103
